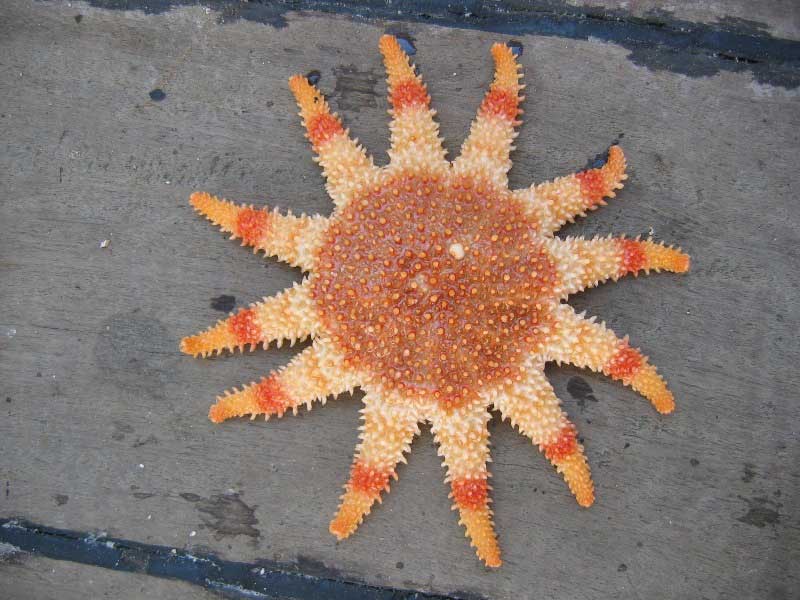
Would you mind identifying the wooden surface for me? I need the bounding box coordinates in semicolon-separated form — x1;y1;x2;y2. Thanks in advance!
567;0;800;40
1;1;799;598
0;554;211;600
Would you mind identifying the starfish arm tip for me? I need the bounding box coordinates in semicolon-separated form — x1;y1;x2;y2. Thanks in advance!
208;403;227;424
188;190;207;207
180;335;206;357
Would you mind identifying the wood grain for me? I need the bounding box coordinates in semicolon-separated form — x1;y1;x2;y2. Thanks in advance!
0;554;216;600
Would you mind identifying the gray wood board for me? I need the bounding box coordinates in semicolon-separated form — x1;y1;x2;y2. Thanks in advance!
566;0;800;41
1;1;798;599
0;553;217;600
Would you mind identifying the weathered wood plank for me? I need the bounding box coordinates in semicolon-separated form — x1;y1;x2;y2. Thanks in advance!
0;553;215;600
568;0;800;41
1;1;798;599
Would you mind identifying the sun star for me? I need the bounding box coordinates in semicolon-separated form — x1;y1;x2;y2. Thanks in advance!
181;35;690;567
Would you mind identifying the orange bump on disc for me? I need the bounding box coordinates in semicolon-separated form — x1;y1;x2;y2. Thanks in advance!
312;173;558;408
182;36;690;569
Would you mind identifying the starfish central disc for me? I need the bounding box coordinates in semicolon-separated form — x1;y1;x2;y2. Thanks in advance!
312;174;558;407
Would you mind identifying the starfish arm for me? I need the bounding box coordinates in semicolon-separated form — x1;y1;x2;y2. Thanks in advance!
329;391;422;539
181;280;319;357
288;75;381;210
543;304;676;414
453;43;523;190
207;340;357;423
378;35;448;176
431;404;501;568
516;146;628;234
545;235;690;298
189;192;327;271
489;362;594;506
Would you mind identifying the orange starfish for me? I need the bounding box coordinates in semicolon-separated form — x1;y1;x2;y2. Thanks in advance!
181;35;689;567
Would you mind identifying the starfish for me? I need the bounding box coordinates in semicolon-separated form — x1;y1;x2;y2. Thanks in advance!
181;35;689;567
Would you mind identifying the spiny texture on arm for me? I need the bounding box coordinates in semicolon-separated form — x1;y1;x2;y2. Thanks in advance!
379;34;448;176
330;394;422;539
453;43;523;190
544;304;676;414
181;34;691;569
518;145;628;234
207;340;357;423
190;192;328;271
288;75;380;209
545;235;690;298
180;281;319;357
431;404;500;567
490;363;594;506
